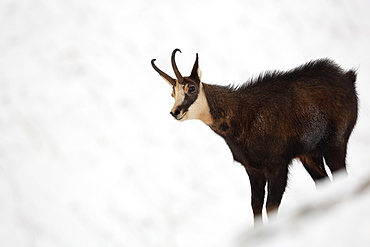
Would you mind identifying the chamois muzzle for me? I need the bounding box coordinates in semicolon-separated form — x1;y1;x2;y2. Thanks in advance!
170;108;187;121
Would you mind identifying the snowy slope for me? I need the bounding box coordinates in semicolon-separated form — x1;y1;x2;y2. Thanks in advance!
0;0;370;246
235;173;370;247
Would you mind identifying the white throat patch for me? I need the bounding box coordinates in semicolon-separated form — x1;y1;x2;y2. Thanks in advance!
175;82;212;125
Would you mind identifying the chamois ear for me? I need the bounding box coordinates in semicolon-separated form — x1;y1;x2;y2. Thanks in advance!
190;53;202;82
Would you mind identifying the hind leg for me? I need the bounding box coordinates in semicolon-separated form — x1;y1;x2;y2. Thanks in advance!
323;144;348;179
300;152;329;183
265;165;289;217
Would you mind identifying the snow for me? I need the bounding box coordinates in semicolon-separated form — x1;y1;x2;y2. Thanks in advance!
235;172;370;247
1;0;370;246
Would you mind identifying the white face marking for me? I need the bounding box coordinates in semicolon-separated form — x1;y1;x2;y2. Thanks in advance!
171;82;186;115
171;82;212;125
174;83;185;104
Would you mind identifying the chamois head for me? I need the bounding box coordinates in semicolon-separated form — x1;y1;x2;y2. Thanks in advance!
152;49;210;123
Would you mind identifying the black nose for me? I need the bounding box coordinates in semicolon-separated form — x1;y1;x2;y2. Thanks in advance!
170;109;181;117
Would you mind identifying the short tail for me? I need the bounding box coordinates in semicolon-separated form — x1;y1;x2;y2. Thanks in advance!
346;70;357;84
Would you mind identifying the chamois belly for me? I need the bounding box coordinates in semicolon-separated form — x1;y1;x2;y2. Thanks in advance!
224;127;326;170
225;136;293;169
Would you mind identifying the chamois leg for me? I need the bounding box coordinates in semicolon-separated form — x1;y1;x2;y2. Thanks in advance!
245;166;266;225
323;144;348;179
300;153;329;183
265;166;288;218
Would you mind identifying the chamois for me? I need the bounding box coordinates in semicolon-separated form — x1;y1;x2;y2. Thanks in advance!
151;49;358;224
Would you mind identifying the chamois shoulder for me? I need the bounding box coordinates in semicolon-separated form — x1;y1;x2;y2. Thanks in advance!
231;58;351;92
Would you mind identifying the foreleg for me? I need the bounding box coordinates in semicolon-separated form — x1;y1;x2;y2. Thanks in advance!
245;166;267;225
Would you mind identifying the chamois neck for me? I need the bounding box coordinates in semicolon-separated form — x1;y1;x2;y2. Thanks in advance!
187;82;213;125
202;83;238;132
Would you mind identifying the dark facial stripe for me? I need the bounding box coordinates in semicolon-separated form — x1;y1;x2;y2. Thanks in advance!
178;93;198;112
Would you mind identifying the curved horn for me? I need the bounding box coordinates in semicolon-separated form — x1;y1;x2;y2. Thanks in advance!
190;53;199;80
151;59;176;86
171;49;183;80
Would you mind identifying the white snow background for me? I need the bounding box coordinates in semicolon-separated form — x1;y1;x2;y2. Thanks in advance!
1;0;370;246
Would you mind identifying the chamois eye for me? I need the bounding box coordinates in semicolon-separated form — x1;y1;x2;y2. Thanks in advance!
188;86;196;93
